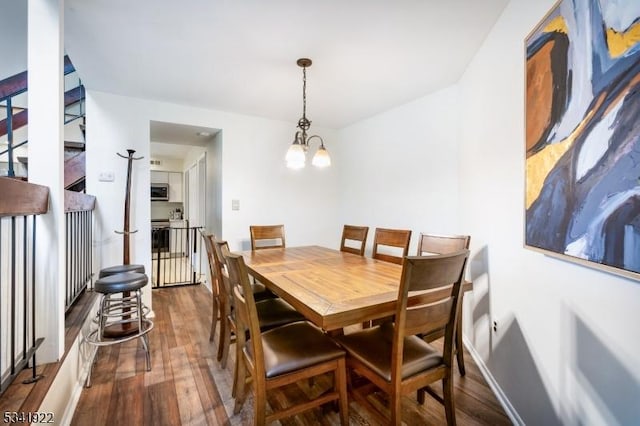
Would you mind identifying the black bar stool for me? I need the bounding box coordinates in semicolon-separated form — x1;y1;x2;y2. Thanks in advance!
98;263;145;278
85;271;153;387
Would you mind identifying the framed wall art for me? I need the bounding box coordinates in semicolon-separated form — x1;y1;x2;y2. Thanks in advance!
525;0;640;280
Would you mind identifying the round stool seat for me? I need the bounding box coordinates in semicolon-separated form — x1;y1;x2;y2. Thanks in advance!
95;272;148;294
99;264;145;278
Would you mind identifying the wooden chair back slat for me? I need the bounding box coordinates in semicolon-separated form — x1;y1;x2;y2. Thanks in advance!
403;254;468;292
372;228;412;265
250;224;286;250
340;225;369;256
417;233;470;256
404;298;454;336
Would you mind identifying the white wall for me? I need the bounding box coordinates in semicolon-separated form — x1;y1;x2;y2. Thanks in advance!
336;85;462;255
86;90;340;310
457;0;640;424
0;1;27;79
206;131;223;238
334;1;640;423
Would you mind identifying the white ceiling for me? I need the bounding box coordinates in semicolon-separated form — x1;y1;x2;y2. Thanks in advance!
149;121;218;158
149;121;219;145
64;0;508;130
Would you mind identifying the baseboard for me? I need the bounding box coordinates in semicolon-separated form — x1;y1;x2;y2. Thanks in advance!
59;349;94;425
463;335;524;425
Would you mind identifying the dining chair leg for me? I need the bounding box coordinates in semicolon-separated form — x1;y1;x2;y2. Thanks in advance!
254;377;267;426
232;337;242;398
390;390;402;426
336;358;349;426
443;375;456;426
233;356;248;414
209;295;218;342
456;293;466;376
218;317;230;367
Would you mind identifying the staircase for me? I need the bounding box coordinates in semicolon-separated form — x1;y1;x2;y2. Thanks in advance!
0;55;87;190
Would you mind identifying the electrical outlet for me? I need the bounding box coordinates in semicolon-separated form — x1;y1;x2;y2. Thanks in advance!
98;171;114;182
232;199;240;211
493;321;498;332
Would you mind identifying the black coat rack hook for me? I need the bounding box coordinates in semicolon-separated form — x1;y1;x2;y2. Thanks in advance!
117;149;144;161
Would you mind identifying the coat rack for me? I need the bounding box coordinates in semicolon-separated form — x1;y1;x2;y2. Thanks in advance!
115;149;143;262
108;149;143;337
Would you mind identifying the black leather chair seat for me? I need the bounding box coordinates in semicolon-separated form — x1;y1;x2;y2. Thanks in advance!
251;281;276;301
99;264;145;278
335;322;442;382
256;298;305;331
245;321;345;379
94;272;148;294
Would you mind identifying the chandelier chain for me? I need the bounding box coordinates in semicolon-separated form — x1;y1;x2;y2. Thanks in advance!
302;66;307;121
302;67;307;119
297;64;311;132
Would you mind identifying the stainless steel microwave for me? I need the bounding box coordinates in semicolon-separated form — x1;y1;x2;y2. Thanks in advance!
151;183;169;201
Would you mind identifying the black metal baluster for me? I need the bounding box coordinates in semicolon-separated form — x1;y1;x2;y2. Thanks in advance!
155;229;161;288
0;219;3;383
23;215;42;384
10;216;16;375
84;211;88;289
75;212;79;302
177;227;181;283
65;212;69;307
23;216;27;361
89;210;93;290
6;97;15;177
76;212;80;299
192;228;197;284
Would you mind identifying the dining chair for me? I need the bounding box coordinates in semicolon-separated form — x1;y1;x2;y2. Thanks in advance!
371;227;412;264
250;224;286;250
417;233;471;376
362;227;412;328
201;232;220;343
417;233;470;256
212;240;304;397
225;252;349;425
340;224;369;256
335;250;469;425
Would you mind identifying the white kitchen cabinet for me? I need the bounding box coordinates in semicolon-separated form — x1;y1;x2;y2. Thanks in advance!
150;171;169;183
168;172;183;203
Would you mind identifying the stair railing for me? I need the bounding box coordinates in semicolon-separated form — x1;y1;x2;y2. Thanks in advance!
0;177;49;394
64;191;96;311
0;56;82;177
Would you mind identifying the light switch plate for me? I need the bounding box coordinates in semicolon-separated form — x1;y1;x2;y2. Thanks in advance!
231;199;240;211
98;171;115;182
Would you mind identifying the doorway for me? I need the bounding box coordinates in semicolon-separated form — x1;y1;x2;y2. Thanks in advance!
149;121;218;288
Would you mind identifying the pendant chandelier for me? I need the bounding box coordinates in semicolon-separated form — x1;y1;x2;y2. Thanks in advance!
285;58;331;169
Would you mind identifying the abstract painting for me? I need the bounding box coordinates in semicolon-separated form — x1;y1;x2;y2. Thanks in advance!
525;0;640;279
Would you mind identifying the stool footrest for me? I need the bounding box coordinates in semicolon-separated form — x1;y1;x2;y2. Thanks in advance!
85;319;154;346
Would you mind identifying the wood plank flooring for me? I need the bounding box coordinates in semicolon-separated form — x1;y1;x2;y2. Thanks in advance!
71;284;512;425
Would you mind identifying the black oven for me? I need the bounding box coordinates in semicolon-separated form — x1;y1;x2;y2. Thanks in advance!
152;221;170;252
151;183;169;201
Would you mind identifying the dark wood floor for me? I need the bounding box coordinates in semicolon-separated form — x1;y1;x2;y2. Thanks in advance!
71;284;512;425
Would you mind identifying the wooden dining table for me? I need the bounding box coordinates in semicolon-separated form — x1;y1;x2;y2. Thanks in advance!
241;244;474;378
241;245;404;331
